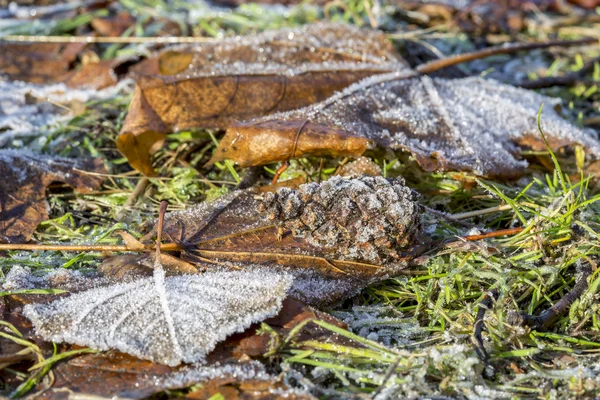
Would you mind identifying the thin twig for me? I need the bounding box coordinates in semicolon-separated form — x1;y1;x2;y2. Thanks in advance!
451;204;514;220
0;243;181;252
0;35;219;44
522;261;592;330
417;37;598;75
463;227;524;241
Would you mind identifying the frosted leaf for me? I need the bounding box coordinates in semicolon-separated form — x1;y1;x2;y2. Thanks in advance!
133;176;422;306
243;73;600;177
23;269;292;366
119;22;410;175
260;176;421;266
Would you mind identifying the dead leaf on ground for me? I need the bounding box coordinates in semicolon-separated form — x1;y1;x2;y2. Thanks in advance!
118;22;409;175
23;269;292;366
0;42;83;84
218;73;600;178
0;42;118;89
206;120;369;168
120;176;422;306
0;150;106;243
395;0;597;32
3;270;337;398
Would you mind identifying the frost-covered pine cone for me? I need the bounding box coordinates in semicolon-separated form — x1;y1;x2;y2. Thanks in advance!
259;176;421;265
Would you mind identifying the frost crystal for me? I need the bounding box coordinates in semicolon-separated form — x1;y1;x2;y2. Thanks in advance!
260;176;421;266
258;73;600;177
23;269;292;366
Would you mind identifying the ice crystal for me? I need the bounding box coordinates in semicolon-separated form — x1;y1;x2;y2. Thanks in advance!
24;269;292;366
259;73;600;177
260;176;421;266
332;305;427;346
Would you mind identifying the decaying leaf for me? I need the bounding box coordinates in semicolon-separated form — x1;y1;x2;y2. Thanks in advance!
149;175;422;305
0;149;106;243
0;43;82;84
206;120;369;167
118;22;408;175
222;73;600;178
0;42;118;89
37;355;311;400
23;269;292;366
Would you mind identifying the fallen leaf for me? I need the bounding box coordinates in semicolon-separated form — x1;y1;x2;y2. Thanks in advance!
36;355;301;400
206;120;369;168
4;269;331;398
0;150;106;243
150;175;422;305
23;269;292;366
90;11;137;37
0;42;83;84
222;73;600;178
118;22;409;175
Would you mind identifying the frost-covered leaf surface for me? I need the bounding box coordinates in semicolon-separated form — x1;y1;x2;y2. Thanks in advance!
24;269;292;366
139;176;423;305
118;22;409;175
232;73;600;177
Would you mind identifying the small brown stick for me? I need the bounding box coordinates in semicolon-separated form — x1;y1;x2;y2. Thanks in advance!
463;227;524;241
155;201;169;260
522;261;592;330
272;162;289;184
417;37;598;75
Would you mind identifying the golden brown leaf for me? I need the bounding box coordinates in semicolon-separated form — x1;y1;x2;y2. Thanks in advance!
118;22;408;175
206;121;369;168
0;150;106;243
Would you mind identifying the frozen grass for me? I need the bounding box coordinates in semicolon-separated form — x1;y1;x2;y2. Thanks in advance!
1;0;600;398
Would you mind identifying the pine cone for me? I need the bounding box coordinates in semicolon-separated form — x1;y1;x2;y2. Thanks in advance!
259;176;421;265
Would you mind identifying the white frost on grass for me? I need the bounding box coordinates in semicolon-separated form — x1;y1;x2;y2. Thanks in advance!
0;78;133;147
332;305;427;347
23;269;292;366
1;265;104;293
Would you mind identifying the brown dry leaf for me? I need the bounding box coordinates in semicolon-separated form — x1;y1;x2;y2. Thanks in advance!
118;22;409;175
0;150;106;243
396;0;594;32
0;42;119;89
221;73;600;178
0;42;83;84
131;175;422;306
206;120;369;168
90;11;137;37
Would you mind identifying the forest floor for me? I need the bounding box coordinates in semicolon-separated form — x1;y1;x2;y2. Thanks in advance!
1;1;600;399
